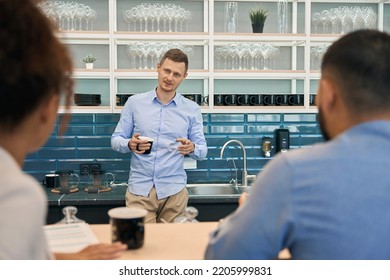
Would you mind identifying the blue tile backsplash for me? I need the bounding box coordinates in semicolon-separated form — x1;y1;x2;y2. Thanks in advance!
24;113;323;184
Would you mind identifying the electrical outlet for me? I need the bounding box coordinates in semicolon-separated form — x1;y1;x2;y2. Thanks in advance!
80;163;101;175
80;164;91;176
91;163;101;172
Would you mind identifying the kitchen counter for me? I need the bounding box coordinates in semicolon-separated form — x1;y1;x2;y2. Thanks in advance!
90;222;291;260
45;184;240;224
91;222;218;260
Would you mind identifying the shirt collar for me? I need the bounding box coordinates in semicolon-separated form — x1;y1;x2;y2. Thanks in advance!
153;88;179;106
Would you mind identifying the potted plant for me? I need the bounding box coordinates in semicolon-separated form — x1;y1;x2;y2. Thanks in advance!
249;5;268;33
82;54;96;69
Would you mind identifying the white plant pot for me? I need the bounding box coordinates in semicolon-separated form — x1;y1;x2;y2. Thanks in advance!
85;63;94;69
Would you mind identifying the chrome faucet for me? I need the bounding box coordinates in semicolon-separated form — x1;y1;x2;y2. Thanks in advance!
220;139;248;187
226;157;238;187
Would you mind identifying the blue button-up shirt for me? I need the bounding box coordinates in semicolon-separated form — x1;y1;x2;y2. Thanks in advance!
111;90;207;199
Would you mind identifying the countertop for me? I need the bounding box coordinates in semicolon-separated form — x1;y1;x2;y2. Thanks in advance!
45;184;241;206
90;222;291;260
45;184;241;223
91;222;219;260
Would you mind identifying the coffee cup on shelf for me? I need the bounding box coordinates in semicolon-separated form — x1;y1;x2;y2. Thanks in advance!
183;94;203;105
262;94;275;106
249;94;263;106
237;94;250;106
214;94;224;106
202;95;209;105
288;94;304;106
116;94;133;106
223;94;237;106
275;94;288;106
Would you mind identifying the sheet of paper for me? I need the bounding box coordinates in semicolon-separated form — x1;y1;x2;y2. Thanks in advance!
44;223;99;253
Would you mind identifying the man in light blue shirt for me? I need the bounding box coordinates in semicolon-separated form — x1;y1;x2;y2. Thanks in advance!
111;49;207;223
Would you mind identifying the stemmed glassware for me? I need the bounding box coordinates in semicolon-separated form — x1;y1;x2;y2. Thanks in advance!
214;42;280;70
183;11;192;32
350;7;365;31
154;3;164;32
123;3;192;32
140;3;151;32
127;41;194;70
310;44;331;70
38;1;97;31
312;5;377;34
320;10;331;34
362;7;377;29
329;8;341;34
312;13;321;34
259;44;273;70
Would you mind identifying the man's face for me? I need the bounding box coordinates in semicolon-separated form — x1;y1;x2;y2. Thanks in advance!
157;58;187;95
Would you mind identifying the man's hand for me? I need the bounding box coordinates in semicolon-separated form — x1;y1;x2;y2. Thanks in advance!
128;133;151;154
176;138;195;155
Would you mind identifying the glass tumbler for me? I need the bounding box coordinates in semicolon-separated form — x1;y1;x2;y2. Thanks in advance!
224;2;238;33
277;0;288;33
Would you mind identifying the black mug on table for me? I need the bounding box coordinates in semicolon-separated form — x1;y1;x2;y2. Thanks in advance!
108;207;147;250
42;173;60;188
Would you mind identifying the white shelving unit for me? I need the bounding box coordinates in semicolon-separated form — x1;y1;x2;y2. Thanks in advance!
55;0;389;114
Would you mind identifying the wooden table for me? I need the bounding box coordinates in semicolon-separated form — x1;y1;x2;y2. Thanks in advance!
90;222;218;260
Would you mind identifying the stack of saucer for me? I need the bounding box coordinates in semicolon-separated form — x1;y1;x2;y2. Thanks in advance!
74;93;101;106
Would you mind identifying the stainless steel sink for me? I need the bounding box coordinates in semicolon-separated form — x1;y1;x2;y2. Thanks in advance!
186;183;248;196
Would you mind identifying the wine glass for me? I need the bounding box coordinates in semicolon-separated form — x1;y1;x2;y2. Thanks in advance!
350;6;364;31
140;3;151;32
362;6;377;29
312;12;321;34
75;4;86;30
183;11;192;32
320;10;331;34
329;8;341;34
166;4;176;32
259;43;273;70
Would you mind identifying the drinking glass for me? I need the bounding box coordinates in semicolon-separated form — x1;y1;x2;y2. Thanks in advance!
260;43;272;70
320;10;331;34
312;12;321;34
362;7;377;29
350;6;364;31
329;8;341;34
154;3;164;32
277;0;288;33
224;2;238;33
183;11;192;32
